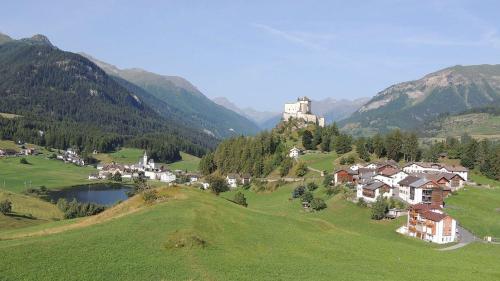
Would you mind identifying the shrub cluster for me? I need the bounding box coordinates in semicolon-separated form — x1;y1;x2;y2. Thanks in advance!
56;198;106;219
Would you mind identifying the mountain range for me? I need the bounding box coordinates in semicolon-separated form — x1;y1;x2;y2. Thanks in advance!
339;65;500;136
0;33;223;158
212;96;369;129
81;54;260;138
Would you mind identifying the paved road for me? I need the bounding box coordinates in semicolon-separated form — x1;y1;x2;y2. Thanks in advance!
439;225;477;251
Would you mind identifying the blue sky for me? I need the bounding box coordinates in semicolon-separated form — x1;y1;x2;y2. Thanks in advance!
2;0;500;111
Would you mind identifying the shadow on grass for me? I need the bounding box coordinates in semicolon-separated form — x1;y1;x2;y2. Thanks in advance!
3;213;37;220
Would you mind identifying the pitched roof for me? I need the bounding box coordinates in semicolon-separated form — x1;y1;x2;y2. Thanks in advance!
398;175;421;186
421;210;447;222
427;172;464;182
442;165;468;172
334;168;357;175
363;180;388;191
378;167;400;177
410;203;442;211
410;178;436;188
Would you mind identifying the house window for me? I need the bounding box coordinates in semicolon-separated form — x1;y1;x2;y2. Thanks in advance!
410;187;415;200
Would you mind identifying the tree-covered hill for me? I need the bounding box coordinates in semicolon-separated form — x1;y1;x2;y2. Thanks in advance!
0;34;217;161
340;65;500;136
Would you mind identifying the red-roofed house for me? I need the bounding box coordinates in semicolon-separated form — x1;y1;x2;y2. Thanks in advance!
404;204;457;244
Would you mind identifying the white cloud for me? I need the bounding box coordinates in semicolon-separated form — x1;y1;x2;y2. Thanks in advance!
251;23;332;51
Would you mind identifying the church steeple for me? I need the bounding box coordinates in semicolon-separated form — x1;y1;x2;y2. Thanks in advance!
143;151;148;165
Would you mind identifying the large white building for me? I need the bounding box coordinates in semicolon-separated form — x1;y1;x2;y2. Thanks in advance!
283;97;325;127
402;203;457;244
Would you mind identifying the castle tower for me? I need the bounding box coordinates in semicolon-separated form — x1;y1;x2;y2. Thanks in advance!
298;96;311;114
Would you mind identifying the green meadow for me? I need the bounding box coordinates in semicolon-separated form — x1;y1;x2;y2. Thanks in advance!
445;185;500;238
166;152;200;172
300;151;338;171
0;190;63;229
0;156;96;193
94;148;144;164
0;183;499;281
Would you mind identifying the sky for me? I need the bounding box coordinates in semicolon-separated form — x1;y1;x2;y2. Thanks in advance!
2;0;500;111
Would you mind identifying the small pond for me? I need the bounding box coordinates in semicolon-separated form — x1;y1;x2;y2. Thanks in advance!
48;183;132;205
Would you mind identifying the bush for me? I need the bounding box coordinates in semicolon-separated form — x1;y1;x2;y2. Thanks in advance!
294;162;308;177
388;197;397;209
142;190;158;203
371;196;388;220
242;182;251;190
233;192;247;207
206;175;229;195
310;198;327;211
357;198;367;208
111;172;122;182
292;186;306;198
20;158;29;164
306;182;318;191
323;174;333;187
301;191;314;203
0;199;12;214
56;198;105;219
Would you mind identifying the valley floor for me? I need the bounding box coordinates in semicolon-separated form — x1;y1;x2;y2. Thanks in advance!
1;183;499;281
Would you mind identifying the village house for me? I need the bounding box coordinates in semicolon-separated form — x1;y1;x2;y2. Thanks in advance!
20;148;37;156
334;160;466;206
241;173;252;185
373;166;408;193
397;177;444;205
226;174;238;188
402;203;457;244
188;174;200;183
403;162;468;182
56;148;85;166
333;168;356;185
356;180;392;203
0;149;17;157
426;172;465;191
289;147;301;159
159;171;176;183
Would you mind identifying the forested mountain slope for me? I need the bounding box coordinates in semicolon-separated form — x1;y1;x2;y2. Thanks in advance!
0;33;216;160
82;53;260;138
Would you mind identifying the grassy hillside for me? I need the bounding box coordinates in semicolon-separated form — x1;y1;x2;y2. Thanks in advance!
94;148;144;164
0;156;96;193
0;190;63;229
300;152;338;171
0;184;499;280
422;112;500;140
166;152;200;172
445;185;500;238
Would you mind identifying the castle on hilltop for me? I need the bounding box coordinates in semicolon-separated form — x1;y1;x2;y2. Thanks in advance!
283;97;325;127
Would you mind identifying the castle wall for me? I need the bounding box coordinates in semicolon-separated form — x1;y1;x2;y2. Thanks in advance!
283;97;324;127
284;103;301;114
